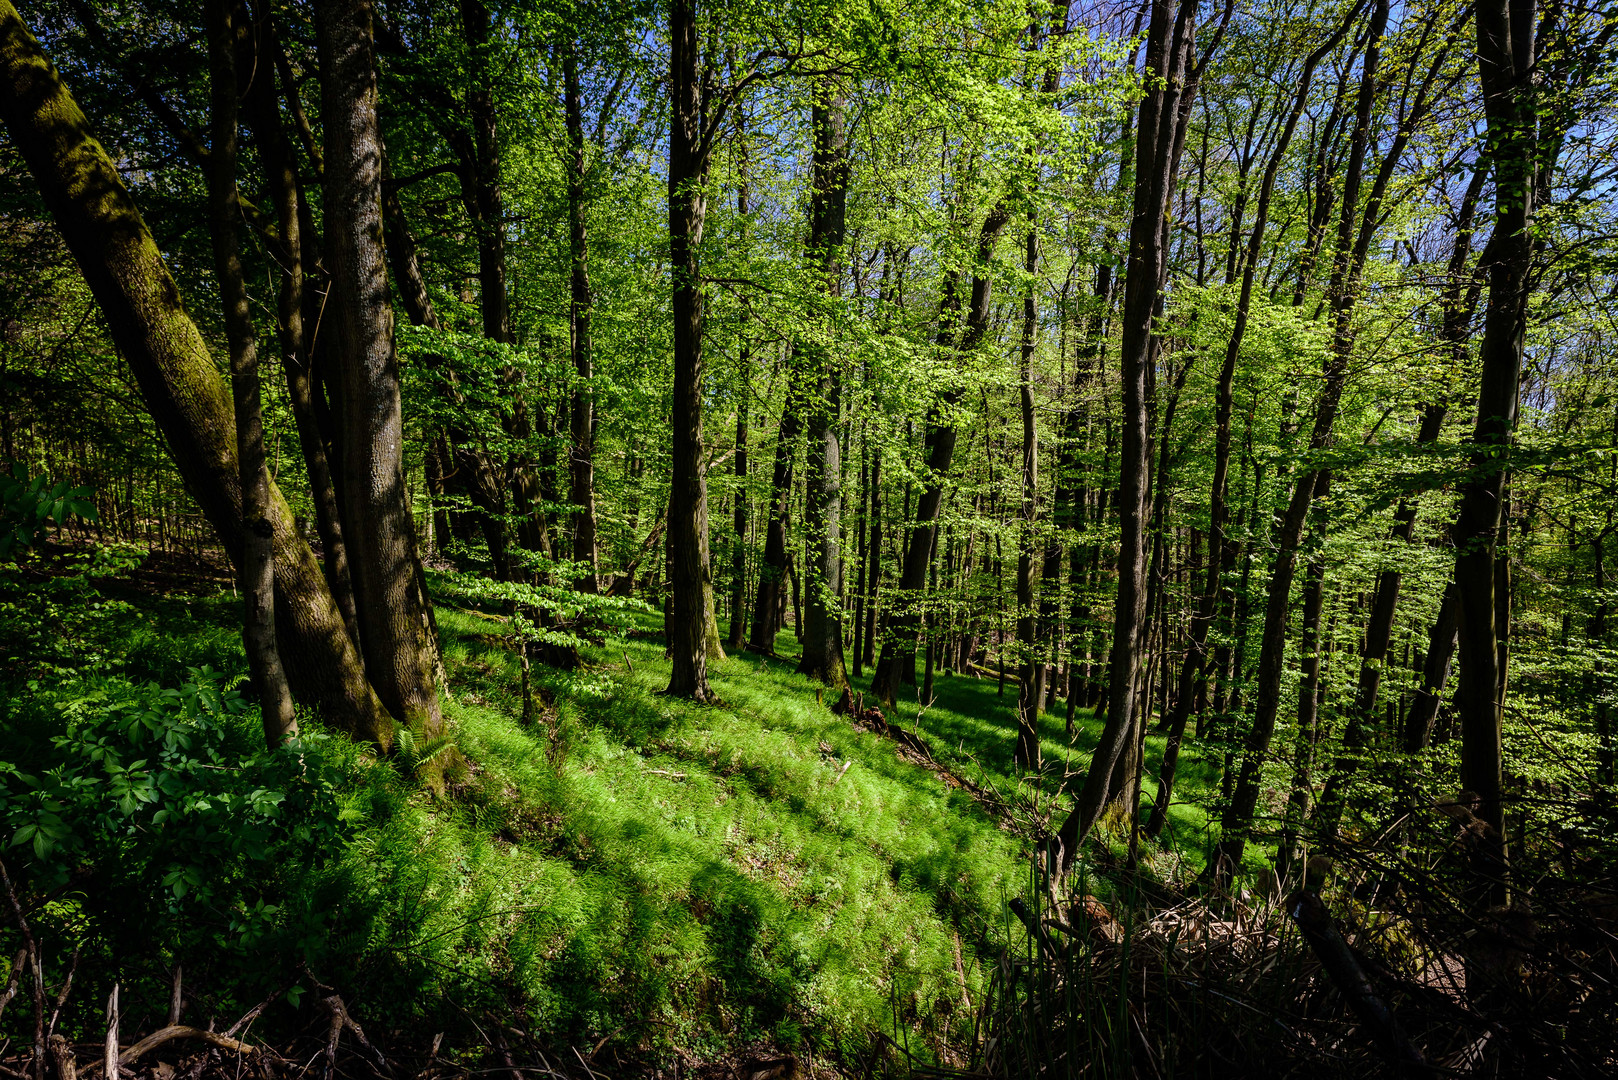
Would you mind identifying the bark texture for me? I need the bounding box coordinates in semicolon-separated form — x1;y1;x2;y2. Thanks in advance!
206;0;296;746
315;0;444;737
0;0;390;739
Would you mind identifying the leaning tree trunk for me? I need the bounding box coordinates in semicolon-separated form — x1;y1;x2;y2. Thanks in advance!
0;0;390;740
1054;0;1202;869
796;85;850;690
315;0;444;740
206;0;296;747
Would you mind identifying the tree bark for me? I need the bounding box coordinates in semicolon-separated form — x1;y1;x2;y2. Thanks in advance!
1055;0;1202;868
0;0;390;740
563;42;600;591
665;0;721;699
796;86;850;689
315;0;444;739
207;0;296;747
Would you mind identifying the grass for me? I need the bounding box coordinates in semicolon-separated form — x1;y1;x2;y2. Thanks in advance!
0;547;1233;1069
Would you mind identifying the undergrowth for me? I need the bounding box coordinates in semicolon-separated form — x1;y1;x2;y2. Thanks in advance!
0;546;1245;1070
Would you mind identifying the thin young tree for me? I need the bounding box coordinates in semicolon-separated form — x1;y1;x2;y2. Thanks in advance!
206;0;296;746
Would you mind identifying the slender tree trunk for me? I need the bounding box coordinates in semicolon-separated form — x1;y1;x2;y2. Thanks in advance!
797;86;850;689
1149;8;1359;831
242;11;362;651
750;386;799;652
1406;580;1459;751
863;445;882;668
1211;0;1388;878
1015;218;1043;771
315;0;444;739
0;0;390;739
871;203;1009;704
207;0;296;747
379;159;513;580
1276;477;1332;878
1055;0;1202;868
563;43;600;591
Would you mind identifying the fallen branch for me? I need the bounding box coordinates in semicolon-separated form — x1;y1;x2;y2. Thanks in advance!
1287;889;1425;1073
78;1026;257;1077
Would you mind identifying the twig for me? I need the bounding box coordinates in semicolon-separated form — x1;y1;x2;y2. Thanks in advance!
47;946;78;1038
0;859;44;1080
223;980;296;1039
0;950;25;1025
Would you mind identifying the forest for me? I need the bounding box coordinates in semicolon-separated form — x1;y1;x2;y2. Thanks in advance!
0;0;1615;1074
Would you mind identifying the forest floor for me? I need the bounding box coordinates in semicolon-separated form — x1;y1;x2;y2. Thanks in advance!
1;546;1228;1075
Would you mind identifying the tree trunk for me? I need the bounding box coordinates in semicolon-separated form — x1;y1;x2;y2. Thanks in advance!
665;0;719;699
863;444;882;668
1211;0;1388;879
871;203;1009;704
1148;7;1358;833
563;42;600;591
1405;580;1459;751
1015;219;1043;772
1453;0;1545;901
315;0;444;739
207;0;296;747
0;0;390;739
1055;0;1202;868
242;9;362;651
796;86;849;689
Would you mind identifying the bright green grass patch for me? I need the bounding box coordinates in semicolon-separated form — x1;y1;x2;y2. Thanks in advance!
316;603;1034;1059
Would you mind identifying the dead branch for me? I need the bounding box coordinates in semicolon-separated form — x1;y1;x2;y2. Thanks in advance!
102;985;117;1080
0;950;26;1025
78;1026;257;1078
1287;889;1425;1074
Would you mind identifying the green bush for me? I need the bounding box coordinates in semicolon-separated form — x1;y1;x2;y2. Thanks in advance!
0;667;361;961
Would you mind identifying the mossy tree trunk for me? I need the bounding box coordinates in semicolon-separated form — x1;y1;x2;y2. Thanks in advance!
0;0;391;741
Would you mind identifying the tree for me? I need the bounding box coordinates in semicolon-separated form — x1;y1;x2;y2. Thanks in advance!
0;0;391;741
1054;0;1212;868
315;0;445;738
795;84;850;690
205;0;296;746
